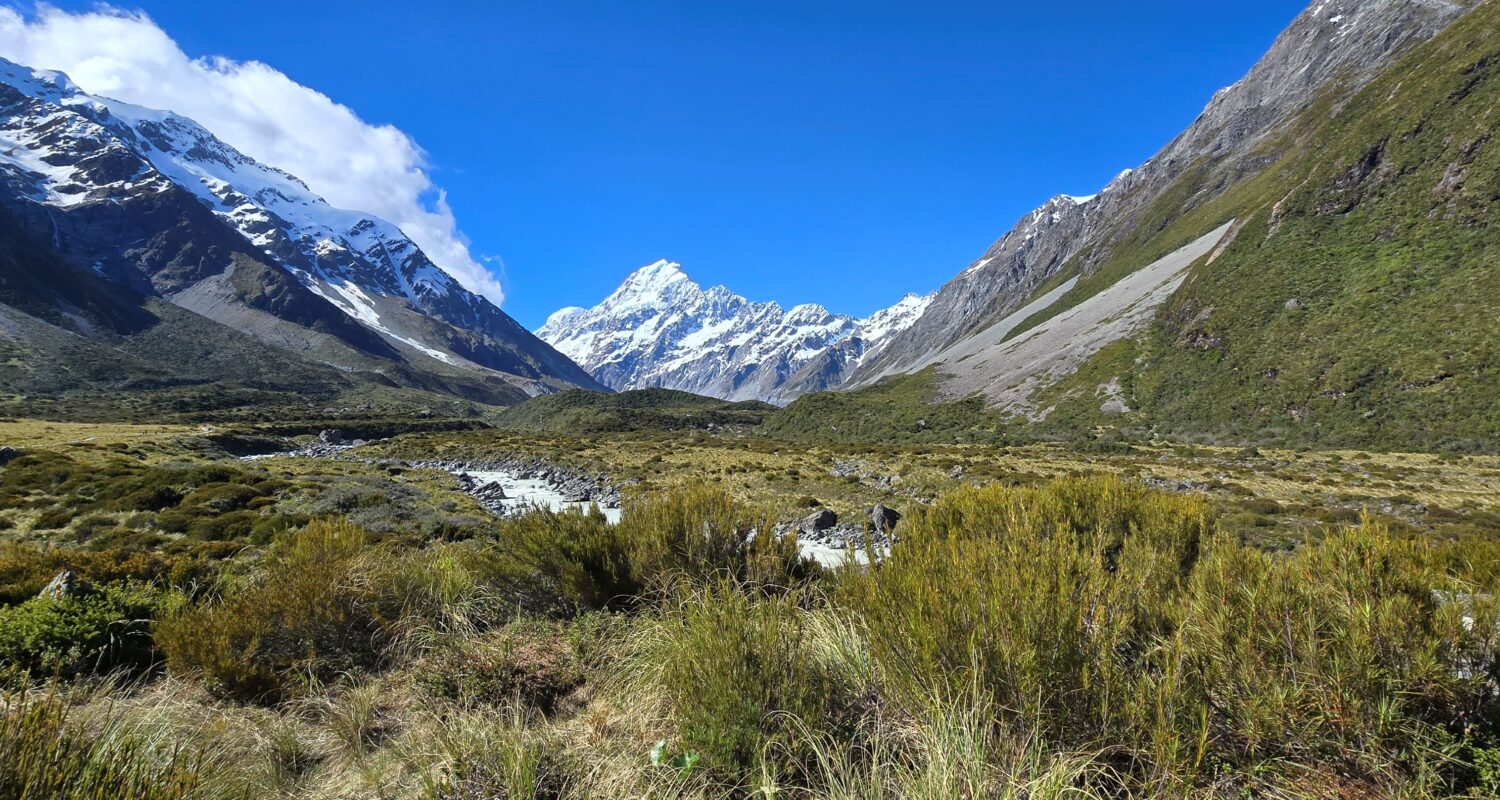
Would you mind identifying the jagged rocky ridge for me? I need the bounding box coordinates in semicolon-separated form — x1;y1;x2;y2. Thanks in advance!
538;259;929;403
0;57;602;404
848;0;1478;389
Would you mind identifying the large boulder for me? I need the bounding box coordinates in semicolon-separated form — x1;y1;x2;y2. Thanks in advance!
869;504;902;533
0;446;19;466
318;429;344;445
803;509;838;533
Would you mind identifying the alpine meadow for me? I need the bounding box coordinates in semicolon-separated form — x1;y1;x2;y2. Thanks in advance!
0;1;1499;798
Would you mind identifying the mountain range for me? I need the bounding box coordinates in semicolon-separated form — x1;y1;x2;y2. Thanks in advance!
0;56;601;418
0;0;1495;449
537;260;928;403
541;0;1498;450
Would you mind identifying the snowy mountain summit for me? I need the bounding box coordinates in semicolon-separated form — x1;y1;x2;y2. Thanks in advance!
0;56;598;398
538;260;930;403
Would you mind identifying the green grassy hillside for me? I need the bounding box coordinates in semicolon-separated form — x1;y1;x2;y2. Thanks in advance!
929;3;1500;452
763;367;1013;444
492;388;774;433
1126;3;1500;450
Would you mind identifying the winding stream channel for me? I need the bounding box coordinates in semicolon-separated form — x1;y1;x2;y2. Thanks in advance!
247;443;869;567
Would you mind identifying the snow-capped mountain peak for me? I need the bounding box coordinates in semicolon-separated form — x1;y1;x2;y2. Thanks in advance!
0;55;600;395
537;261;931;403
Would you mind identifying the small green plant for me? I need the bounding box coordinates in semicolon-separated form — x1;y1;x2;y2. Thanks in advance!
650;738;700;775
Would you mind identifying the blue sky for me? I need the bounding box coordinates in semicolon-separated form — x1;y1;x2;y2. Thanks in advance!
29;0;1307;328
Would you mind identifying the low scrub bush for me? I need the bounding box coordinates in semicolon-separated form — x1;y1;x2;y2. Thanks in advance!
416;622;585;714
837;475;1500;790
0;546;213;606
841;476;1206;736
618;484;816;595
156;519;383;702
1176;525;1500;782
496;507;638;614
492;485;816;614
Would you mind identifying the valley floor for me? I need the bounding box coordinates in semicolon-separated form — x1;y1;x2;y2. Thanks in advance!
2;418;1500;798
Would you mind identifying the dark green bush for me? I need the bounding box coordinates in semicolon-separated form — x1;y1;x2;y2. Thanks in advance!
31;507;71;530
0;584;161;679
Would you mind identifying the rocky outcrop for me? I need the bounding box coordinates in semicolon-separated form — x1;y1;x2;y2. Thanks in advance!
38;570;89;600
869;504;902;533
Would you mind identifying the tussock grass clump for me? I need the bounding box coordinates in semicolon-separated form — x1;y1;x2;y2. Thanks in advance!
0;682;229;800
618;583;844;784
415;622;586;715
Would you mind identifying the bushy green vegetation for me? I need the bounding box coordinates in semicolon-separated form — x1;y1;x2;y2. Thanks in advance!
0;455;1497;796
478;484;815;616
4;413;1500;797
628;584;845;784
842;478;1500;793
494;387;774;434
0;450;296;548
156;520;383;702
0;584;161;679
764;368;1012;444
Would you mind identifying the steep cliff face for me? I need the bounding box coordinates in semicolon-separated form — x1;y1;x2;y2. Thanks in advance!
850;0;1477;387
538;260;928;403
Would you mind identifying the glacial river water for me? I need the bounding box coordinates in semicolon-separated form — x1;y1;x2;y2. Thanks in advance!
459;469;624;524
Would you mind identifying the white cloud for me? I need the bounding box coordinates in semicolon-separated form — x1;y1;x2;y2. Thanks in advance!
0;4;506;305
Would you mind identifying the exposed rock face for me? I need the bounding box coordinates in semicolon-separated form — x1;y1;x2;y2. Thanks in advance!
0;57;602;402
38;570;88;600
538;260;929;403
849;0;1477;388
869;504;902;533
